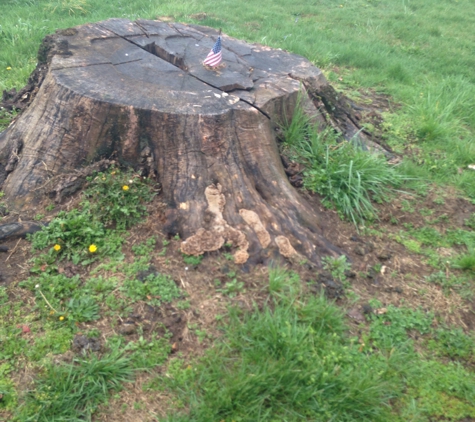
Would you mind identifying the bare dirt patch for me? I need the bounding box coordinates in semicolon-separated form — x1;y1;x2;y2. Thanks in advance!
301;187;475;328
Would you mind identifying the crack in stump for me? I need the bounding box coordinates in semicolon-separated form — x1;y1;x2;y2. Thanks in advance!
96;21;271;121
52;58;144;71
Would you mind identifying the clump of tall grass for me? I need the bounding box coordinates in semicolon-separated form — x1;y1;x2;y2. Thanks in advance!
157;269;475;421
282;104;409;225
17;350;134;421
402;76;475;198
408;76;475;144
159;268;402;421
453;252;475;272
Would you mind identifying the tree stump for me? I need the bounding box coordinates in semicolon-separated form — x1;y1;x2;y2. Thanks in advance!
0;19;381;265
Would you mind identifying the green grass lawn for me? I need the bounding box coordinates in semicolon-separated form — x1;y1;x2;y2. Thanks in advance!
2;0;475;421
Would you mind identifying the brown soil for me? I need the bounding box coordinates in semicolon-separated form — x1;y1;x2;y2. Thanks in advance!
2;171;475;421
2;184;474;328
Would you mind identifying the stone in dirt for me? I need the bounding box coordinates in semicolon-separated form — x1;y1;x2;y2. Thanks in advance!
72;334;102;353
118;322;137;335
347;308;366;323
0;222;44;242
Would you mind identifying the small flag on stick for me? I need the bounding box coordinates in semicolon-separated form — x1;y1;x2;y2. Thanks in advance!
203;31;222;67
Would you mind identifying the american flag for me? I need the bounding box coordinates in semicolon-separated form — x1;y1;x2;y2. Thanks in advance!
203;36;222;67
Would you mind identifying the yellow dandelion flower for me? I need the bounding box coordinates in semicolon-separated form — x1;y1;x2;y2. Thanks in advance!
122;185;129;191
89;244;97;253
6;67;12;70
59;316;65;321
49;310;55;315
53;244;61;251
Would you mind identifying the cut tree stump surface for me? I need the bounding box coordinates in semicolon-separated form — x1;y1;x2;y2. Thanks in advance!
0;19;380;264
43;19;327;117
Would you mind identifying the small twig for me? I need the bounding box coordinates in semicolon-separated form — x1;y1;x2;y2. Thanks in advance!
135;21;150;38
6;238;21;261
169;23;188;39
37;288;60;314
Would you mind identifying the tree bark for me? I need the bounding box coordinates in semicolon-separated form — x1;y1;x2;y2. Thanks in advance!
0;19;382;265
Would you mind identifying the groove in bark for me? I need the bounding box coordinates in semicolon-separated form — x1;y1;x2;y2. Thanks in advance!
0;19;386;264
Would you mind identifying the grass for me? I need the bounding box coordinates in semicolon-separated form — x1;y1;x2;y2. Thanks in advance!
282;109;410;225
151;269;475;422
2;0;475;421
453;252;475;272
322;254;351;282
154;269;399;421
17;349;134;421
28;167;153;266
0;167;177;419
121;272;182;306
365;300;433;351
2;175;475;421
428;327;475;362
389;220;475;280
